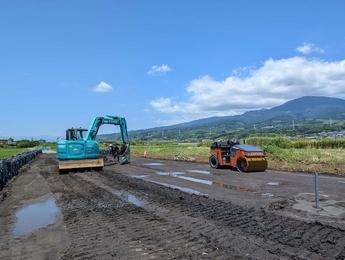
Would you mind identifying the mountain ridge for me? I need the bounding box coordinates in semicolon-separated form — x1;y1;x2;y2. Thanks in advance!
110;95;345;140
155;95;345;129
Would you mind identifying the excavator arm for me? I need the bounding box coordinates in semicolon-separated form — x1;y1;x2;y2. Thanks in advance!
85;115;129;143
85;115;130;163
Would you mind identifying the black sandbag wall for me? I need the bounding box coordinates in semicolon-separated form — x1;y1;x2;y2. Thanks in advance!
0;150;42;191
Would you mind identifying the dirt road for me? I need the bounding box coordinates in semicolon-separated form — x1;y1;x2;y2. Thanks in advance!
0;153;344;259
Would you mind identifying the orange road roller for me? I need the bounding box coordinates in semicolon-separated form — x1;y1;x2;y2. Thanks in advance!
209;140;268;172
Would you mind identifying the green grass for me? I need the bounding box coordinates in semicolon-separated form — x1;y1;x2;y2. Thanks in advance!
269;147;344;165
0;148;30;159
129;142;345;168
130;142;209;161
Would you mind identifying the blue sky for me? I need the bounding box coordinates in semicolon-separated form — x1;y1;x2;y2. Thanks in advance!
1;0;345;140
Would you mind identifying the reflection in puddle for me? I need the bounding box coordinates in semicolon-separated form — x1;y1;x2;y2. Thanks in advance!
156;172;185;176
157;172;170;175
112;192;145;207
170;172;185;175
339;181;345;184
144;163;164;166
132;175;149;178
262;193;275;197
173;175;258;194
188;170;210;175
267;182;280;186
176;176;213;185
13;195;60;237
77;174;146;207
149;181;206;196
211;182;259;193
98;184;145;207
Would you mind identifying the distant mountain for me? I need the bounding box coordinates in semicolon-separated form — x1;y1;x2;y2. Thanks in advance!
233;96;345;124
163;96;345;127
271;96;345;112
98;96;345;141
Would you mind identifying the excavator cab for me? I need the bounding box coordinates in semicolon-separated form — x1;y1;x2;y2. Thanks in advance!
66;128;88;140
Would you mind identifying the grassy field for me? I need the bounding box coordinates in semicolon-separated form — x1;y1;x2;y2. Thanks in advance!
129;142;345;175
130;142;209;161
0;148;31;159
130;142;344;164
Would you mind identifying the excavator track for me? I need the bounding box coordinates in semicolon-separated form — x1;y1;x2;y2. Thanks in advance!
236;157;267;172
58;158;104;173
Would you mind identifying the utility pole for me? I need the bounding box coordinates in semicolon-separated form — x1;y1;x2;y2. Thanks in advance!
293;120;295;130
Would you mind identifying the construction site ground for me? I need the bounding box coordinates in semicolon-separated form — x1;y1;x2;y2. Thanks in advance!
0;152;344;259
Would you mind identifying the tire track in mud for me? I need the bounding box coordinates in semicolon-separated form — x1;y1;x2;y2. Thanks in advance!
40;166;242;259
37;155;345;259
95;169;345;260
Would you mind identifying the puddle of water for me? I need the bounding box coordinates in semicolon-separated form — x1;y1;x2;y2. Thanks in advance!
267;182;280;186
262;193;275;197
176;176;213;185
170;172;185;175
149;180;206;196
188;170;210;175
156;171;185;176
156;172;170;175
173;175;258;194
98;183;146;207
212;182;259;193
77;174;146;207
113;192;145;207
13;195;60;237
338;181;345;184
132;175;149;178
144;163;164;166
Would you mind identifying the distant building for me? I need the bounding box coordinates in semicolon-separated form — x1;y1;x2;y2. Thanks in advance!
39;139;46;144
0;138;16;146
0;139;8;146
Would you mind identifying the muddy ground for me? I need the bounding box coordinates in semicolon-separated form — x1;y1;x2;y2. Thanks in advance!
0;153;344;259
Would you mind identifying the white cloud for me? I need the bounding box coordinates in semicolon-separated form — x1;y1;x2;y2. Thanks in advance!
296;42;325;54
92;81;113;92
149;56;345;125
147;64;172;75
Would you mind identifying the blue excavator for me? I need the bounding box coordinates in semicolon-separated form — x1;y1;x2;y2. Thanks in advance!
56;115;130;172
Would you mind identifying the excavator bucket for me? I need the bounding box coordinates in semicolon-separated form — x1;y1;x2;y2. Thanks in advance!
236;157;268;172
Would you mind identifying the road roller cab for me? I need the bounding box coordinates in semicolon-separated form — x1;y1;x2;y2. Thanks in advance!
209;139;267;172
